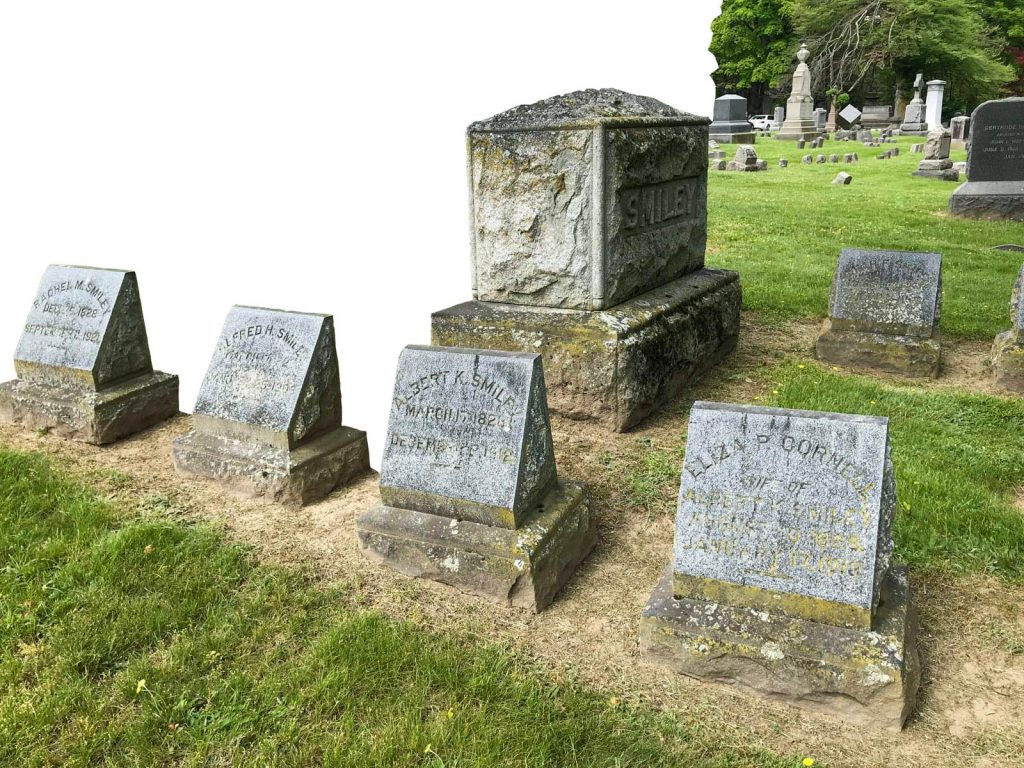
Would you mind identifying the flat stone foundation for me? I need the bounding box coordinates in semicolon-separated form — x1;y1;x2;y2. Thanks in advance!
950;181;1024;221
172;426;370;507
432;269;741;432
816;319;941;377
992;331;1024;391
709;131;757;144
0;371;178;445
640;566;920;732
356;480;596;612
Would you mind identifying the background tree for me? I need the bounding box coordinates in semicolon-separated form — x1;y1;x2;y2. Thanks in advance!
793;0;1014;116
975;0;1024;94
709;0;795;113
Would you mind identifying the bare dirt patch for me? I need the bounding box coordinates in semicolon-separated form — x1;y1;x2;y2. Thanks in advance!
1;313;1021;768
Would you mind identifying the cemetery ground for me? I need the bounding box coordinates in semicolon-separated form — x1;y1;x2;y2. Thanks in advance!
2;137;1023;767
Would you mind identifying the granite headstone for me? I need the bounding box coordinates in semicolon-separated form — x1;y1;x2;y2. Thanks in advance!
709;94;757;144
950;98;1024;220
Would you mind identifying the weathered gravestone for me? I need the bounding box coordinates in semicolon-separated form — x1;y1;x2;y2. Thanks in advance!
950;115;970;143
639;402;920;731
432;89;741;431
862;105;893;130
774;106;785;127
172;306;369;506
816;249;942;377
950;98;1024;221
776;44;819;141
992;265;1024;391
832;172;853;185
356;346;596;611
709;94;756;144
0;265;178;443
913;127;958;181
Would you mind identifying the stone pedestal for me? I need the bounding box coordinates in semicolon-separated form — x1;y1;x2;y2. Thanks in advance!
0;370;178;445
640;566;920;732
913;159;959;182
776;44;819;141
951;182;1024;221
816;319;942;377
358;480;595;612
173;426;369;507
432;269;741;432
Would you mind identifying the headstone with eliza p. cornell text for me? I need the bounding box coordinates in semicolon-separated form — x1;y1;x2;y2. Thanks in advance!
356;345;597;612
639;401;920;731
0;265;178;444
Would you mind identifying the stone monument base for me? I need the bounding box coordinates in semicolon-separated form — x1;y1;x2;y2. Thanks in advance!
913;159;958;182
639;566;920;732
172;425;369;507
431;269;741;432
0;371;178;445
992;331;1024;391
949;181;1024;221
815;320;941;377
356;481;596;612
709;131;757;144
775;121;819;142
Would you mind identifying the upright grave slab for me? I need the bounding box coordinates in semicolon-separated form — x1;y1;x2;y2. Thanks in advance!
900;74;928;135
913;127;958;181
816;249;942;377
0;265;178;443
776;44;819;141
356;346;596;612
862;105;893;131
992;265;1024;391
950;98;1024;221
639;402;920;731
708;95;756;144
172;306;369;506
432;89;741;431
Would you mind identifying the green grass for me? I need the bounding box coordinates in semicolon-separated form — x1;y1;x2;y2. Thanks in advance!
708;136;1023;340
0;449;794;768
626;361;1024;581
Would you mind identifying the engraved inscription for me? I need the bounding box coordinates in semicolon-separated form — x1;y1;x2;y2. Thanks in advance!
978;123;1024;162
619;177;698;233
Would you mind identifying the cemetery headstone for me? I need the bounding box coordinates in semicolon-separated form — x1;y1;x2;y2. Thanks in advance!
814;107;827;132
797;139;806;149
432;89;741;431
726;145;761;171
356;345;596;612
0;265;178;444
816;154;826;164
816;249;942;377
776;44;819;141
862;105;893;130
914;128;958;181
832;172;853;185
773;106;785;127
711;159;727;171
639;402;920;730
992;265;1024;391
172;306;369;506
829;154;839;163
925;80;946;130
802;154;813;164
708;94;757;144
839;104;862;127
779;158;789;168
901;74;928;135
950;98;1024;221
951;116;970;142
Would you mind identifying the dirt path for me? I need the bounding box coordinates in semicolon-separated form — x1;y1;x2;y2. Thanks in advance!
2;315;1021;768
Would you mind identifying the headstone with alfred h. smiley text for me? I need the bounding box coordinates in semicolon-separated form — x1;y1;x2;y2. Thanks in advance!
379;346;556;530
673;402;895;630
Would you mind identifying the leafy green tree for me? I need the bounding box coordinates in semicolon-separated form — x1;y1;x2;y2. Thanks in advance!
975;0;1024;93
793;0;1015;116
710;0;796;112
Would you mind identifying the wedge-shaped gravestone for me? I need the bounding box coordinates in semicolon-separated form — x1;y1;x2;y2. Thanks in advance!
640;402;919;732
992;265;1024;391
357;346;596;612
0;265;178;444
817;249;942;377
172;306;368;506
950;98;1024;221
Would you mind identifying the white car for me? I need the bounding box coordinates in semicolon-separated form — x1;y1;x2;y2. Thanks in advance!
749;114;780;132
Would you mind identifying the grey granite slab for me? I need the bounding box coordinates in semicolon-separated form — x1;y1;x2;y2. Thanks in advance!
379;345;556;529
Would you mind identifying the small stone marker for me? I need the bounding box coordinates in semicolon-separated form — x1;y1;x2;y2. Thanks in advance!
0;265;178;444
779;158;789;168
802;154;813;164
796;139;806;149
356;345;596;611
816;249;942;377
726;145;761;172
829;154;839;163
172;306;369;506
950;98;1024;221
639;402;919;731
709;94;757;144
816;154;826;164
832;172;853;185
992;265;1024;391
711;159;727;171
844;153;855;163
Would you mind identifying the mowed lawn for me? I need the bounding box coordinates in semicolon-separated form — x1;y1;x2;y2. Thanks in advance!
708;135;1022;340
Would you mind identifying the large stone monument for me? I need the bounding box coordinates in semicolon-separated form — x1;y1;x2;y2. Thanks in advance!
776;44;819;142
913;127;958;181
0;265;178;444
925;80;946;130
639;402;920;730
900;74;928;135
708;95;756;144
816;249;942;377
356;345;596;612
992;265;1024;391
431;89;741;431
950;98;1024;221
172;306;369;506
